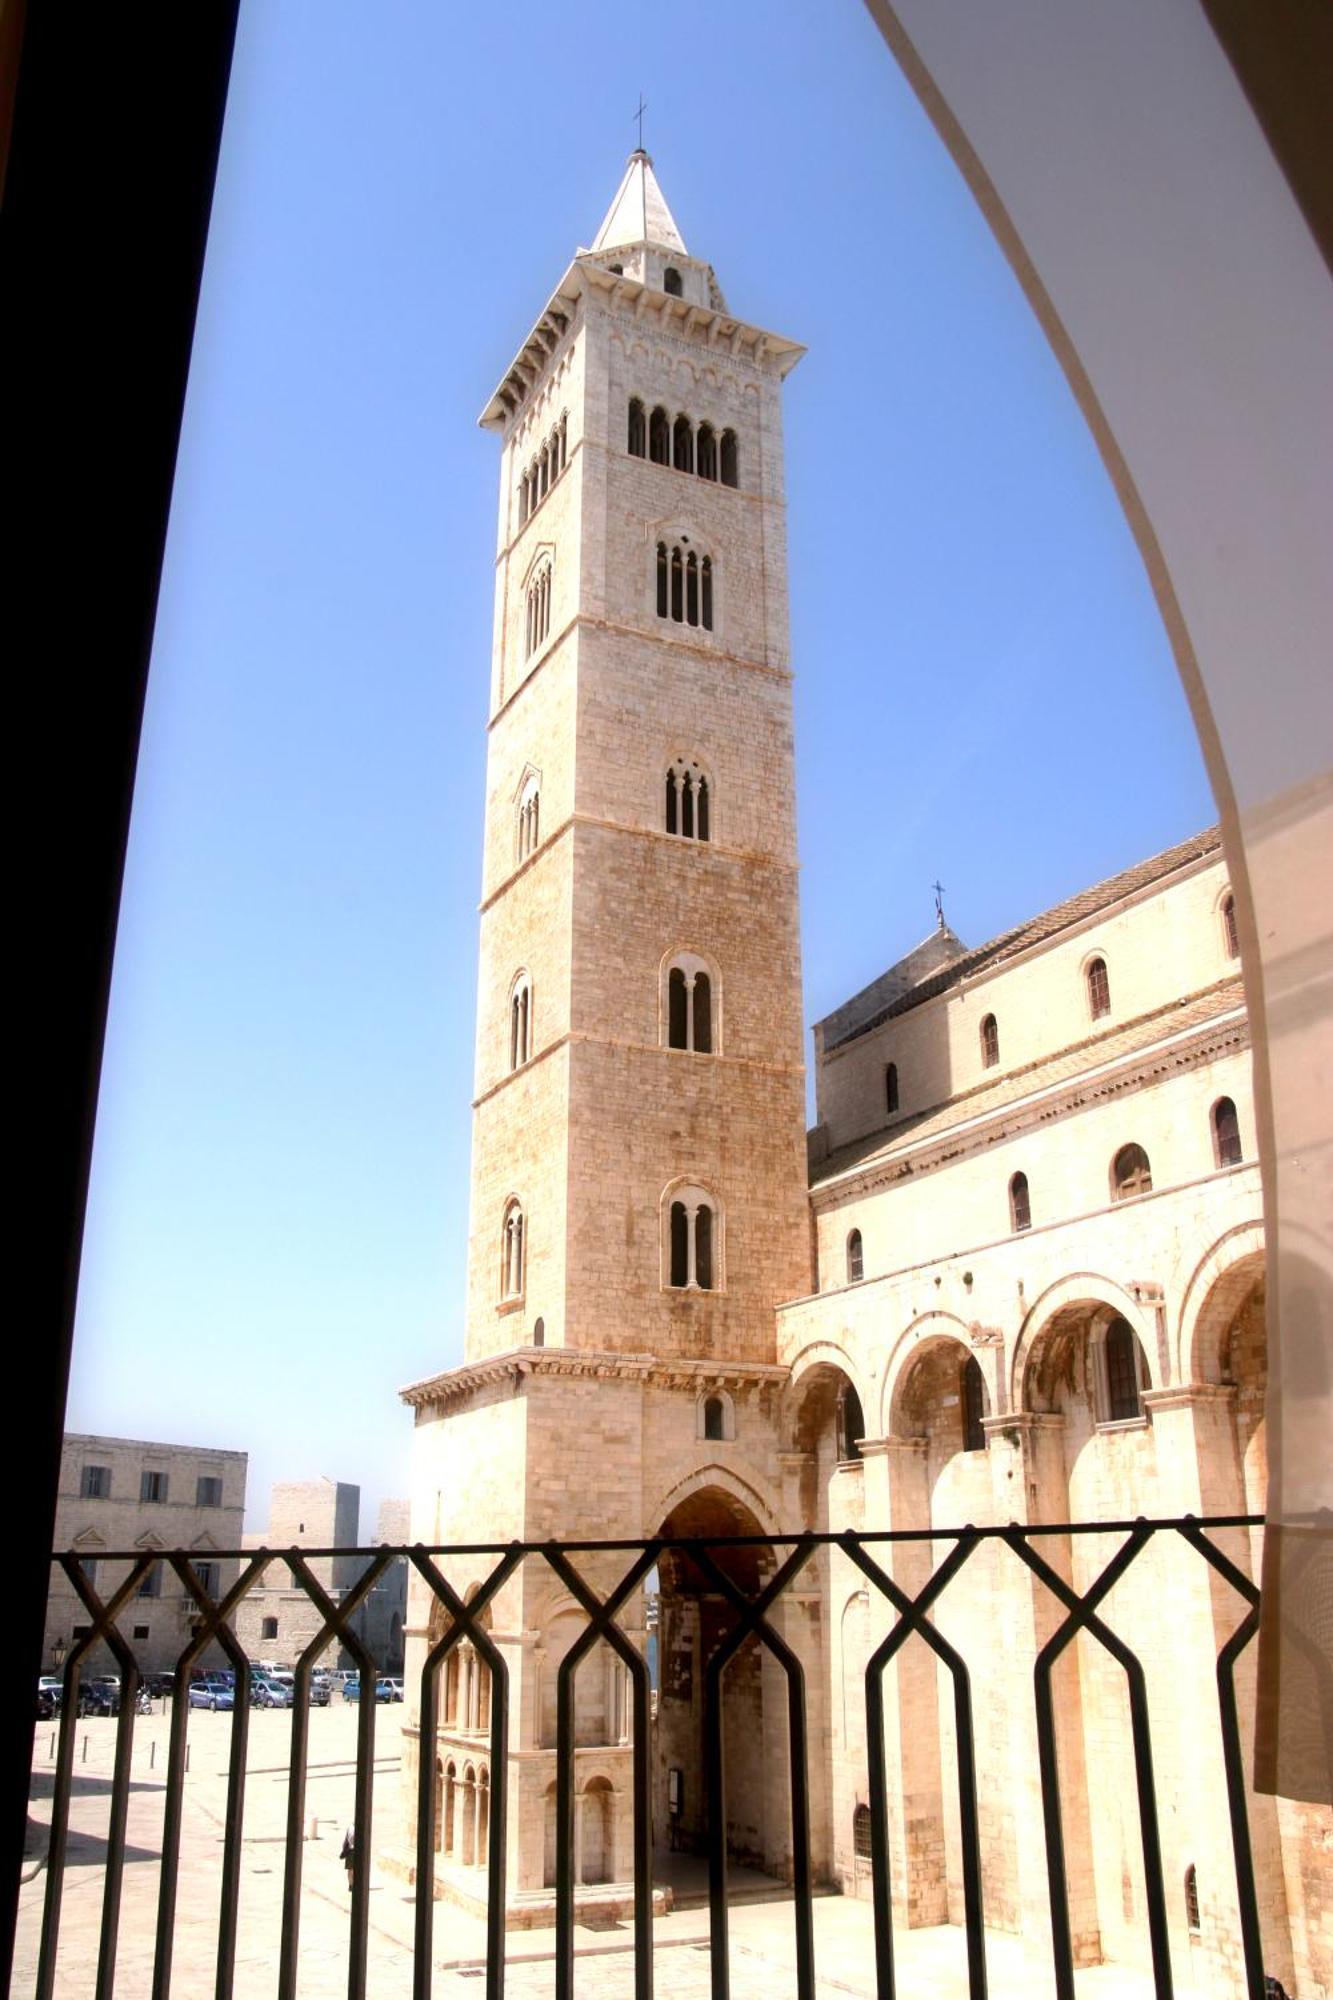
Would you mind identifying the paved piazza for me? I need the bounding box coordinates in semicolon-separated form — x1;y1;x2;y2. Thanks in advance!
16;1702;1157;1999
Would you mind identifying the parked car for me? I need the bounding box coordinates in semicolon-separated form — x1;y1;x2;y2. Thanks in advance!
249;1677;293;1709
307;1678;331;1706
36;1680;61;1720
381;1679;405;1703
345;1676;397;1704
144;1672;175;1698
77;1678;121;1717
187;1682;234;1712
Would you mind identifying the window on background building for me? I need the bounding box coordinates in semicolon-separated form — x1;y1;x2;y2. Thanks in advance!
663;266;683;297
133;1624;150;1640
846;1229;864;1283
502;1201;525;1300
80;1465;110;1500
80;1557;99;1588
852;1804;873;1860
140;1471;168;1504
627;397;646;458
1212;1096;1242;1167
980;1013;999;1067
664;761;710;840
649;405;670;464
673;413;693;473
196;1476;222;1508
137;1564;162;1600
961;1355;987;1451
885;1062;899;1114
194;1562;220;1598
1221;892;1239;960
1086;956;1111;1019
665;956;713;1053
1009;1171;1031;1233
719;429;739;488
262;1616;279;1641
697;422;717;480
1111;1143;1153;1201
702;1396;725;1441
666;1186;718;1291
1102;1316;1146;1421
655;541;714;631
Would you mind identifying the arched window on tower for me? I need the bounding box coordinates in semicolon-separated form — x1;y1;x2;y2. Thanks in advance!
980;1014;1000;1068
649;406;670;465
702;1396;725;1442
697;423;717;480
961;1355;988;1451
846;1229;863;1284
1212;1096;1242;1167
627;398;646;458
1086;955;1111;1020
1009;1171;1031;1233
673;413;694;473
655;541;714;631
515;771;541;863
525;560;552;658
885;1063;899;1114
509;973;532;1070
664;1184;720;1291
1111;1143;1153;1201
720;429;739;488
663;266;683;297
664;760;711;841
501;1199;525;1301
665;953;714;1054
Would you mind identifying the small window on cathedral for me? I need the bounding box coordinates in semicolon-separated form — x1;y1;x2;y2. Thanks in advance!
1086;955;1111;1020
836;1383;865;1463
980;1014;999;1068
532;1317;545;1349
697;422;717;481
627;398;646;459
609;262;623;276
720;429;739;488
1111;1143;1152;1201
1184;1865;1200;1932
885;1063;899;1115
1009;1172;1031;1233
702;1396;725;1441
665;760;711;840
852;1805;873;1861
1100;1316;1147;1422
1212;1097;1242;1168
665;1185;719;1291
665;955;714;1054
1221;892;1239;961
649;406;670;465
509;973;532;1070
846;1229;863;1284
673;413;694;473
516;772;541;862
663;266;683;297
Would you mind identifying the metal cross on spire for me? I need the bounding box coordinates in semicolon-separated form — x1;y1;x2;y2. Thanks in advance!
933;879;947;927
634;94;648;151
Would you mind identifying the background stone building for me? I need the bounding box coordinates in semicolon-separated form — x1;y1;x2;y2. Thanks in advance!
46;1432;246;1677
234;1481;407;1672
401;153;1329;1992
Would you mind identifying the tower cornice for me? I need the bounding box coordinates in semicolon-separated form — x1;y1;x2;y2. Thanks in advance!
480;258;804;432
400;1346;791;1415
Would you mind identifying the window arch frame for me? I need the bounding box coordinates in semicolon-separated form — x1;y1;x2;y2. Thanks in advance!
1219;889;1240;961
514;767;542;864
661;1179;723;1294
1111;1142;1154;1202
1009;1170;1032;1233
1085;953;1112;1021
1211;1095;1242;1168
522;547;554;660
980;1012;1000;1068
664;757;713;842
961;1354;988;1451
661;947;719;1056
846;1228;864;1284
508;969;533;1072
500;1196;526;1304
654;534;716;634
627;397;646;459
1092;1311;1151;1425
697;1389;735;1442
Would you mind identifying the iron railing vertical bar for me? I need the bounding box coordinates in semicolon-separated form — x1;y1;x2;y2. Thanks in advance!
406;1547;521;2000
693;1537;817;2000
93;1644;141;2000
542;1542;659;2000
841;1532;986;2000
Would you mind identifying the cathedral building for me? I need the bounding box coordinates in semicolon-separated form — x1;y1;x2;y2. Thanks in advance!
400;154;1328;1993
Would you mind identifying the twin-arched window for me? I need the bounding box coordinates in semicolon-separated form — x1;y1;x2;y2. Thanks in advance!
665;1185;719;1291
517;415;568;525
665;760;710;840
525;561;552;657
515;772;541;862
501;1200;525;1300
1111;1143;1153;1201
656;541;714;630
509;974;532;1070
629;399;739;489
665;953;713;1053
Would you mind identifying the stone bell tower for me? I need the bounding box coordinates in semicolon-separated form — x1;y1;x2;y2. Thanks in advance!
401;152;815;1912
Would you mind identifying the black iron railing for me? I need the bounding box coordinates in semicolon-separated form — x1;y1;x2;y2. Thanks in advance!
17;1516;1301;2000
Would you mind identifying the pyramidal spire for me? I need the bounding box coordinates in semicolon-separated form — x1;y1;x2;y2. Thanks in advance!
591;150;687;255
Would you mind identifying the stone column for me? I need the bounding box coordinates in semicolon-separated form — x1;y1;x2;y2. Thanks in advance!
984;1412;1100;1966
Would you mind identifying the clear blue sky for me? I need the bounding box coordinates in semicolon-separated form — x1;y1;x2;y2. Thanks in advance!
67;2;1215;1532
